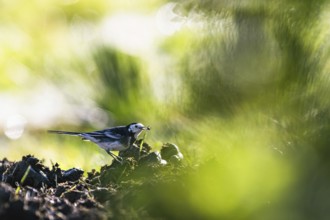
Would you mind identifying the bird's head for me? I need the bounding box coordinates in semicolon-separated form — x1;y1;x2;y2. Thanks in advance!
127;122;150;138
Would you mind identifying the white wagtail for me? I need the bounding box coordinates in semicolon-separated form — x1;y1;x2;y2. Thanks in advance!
48;122;150;163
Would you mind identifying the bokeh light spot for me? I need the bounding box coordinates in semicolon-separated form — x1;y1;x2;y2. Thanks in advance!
4;114;27;140
156;2;184;36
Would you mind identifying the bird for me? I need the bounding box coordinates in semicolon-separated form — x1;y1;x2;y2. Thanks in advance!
48;122;150;163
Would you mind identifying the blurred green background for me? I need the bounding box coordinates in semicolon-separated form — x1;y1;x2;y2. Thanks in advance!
2;0;330;219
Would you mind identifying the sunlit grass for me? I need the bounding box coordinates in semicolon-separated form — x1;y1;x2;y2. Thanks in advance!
1;0;330;219
162;108;297;218
1;133;113;171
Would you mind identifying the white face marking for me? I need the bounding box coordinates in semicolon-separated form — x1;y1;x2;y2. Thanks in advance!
128;123;145;137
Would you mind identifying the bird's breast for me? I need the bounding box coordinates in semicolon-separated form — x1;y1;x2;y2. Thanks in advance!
97;141;128;151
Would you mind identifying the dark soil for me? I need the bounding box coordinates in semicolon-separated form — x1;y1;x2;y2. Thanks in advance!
0;141;186;220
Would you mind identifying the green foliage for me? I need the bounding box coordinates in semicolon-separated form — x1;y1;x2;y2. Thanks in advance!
15;165;31;195
3;0;330;219
93;46;154;123
168;1;330;219
177;0;327;116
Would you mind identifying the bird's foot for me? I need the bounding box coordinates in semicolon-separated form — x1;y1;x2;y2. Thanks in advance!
106;150;124;164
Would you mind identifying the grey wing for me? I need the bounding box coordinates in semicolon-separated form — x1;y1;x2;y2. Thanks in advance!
104;130;123;139
80;129;122;142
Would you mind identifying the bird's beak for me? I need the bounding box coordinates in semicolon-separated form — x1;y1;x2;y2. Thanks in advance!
143;126;151;130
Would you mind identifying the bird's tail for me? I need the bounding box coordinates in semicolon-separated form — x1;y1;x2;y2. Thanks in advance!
48;130;81;136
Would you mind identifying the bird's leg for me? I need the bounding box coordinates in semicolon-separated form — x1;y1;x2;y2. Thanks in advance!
106;150;123;164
